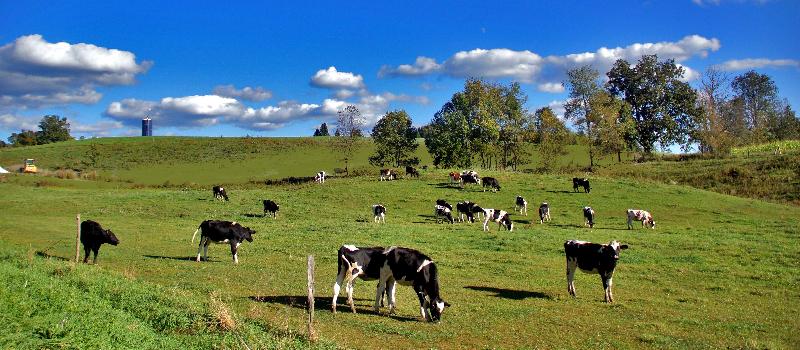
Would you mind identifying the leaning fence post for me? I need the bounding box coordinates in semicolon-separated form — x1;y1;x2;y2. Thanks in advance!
307;255;317;342
74;214;81;263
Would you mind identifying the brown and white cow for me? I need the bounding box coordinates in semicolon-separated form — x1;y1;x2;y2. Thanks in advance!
627;209;655;229
564;240;628;303
379;169;397;181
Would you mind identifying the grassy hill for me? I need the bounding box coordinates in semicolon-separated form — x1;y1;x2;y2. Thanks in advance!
0;168;797;349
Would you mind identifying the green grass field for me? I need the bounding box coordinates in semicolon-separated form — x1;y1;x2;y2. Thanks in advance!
1;164;798;349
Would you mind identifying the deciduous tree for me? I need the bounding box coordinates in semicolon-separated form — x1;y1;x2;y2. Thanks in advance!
369;110;419;167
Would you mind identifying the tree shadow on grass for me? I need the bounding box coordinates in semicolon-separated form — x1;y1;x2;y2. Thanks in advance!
464;286;553;300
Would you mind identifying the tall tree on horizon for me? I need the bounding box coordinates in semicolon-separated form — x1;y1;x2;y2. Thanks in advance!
565;65;602;167
369;110;419;167
333;105;365;173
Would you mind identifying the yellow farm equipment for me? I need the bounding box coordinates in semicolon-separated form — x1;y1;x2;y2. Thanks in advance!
23;159;37;173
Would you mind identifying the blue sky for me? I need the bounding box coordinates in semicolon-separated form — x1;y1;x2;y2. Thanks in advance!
1;0;798;139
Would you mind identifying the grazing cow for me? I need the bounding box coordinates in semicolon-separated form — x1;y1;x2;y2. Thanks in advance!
372;204;386;223
515;196;528;216
583;206;595;228
564;240;629;303
572;178;591;193
461;170;478;177
482;209;513;232
378;247;449;322
449;172;461;185
627;209;655;229
379;169;397;181
461;174;480;188
80;220;119;264
262;199;279;218
539;202;551;224
482;177;501;192
192;220;256;264
212;185;229;201
434;205;455;224
405;166;420;178
456;201;481;223
315;171;326;183
435;199;452;211
333;245;388;313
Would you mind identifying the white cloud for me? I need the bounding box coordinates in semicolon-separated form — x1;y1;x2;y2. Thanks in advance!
546;100;567;120
310;66;365;89
537;82;565;93
379;56;442;77
0;34;151;109
0;113;39;131
212;85;272;101
692;0;770;6
716;58;800;71
71;120;126;137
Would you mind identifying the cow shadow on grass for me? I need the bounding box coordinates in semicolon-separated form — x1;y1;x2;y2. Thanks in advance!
464;286;552;300
35;251;70;261
142;254;213;262
248;295;419;321
545;190;574;194
427;182;461;189
242;213;265;218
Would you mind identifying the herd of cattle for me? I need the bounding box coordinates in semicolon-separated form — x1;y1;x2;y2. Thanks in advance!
77;169;657;323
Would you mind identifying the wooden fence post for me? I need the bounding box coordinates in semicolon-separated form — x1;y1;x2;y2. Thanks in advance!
307;255;317;342
74;214;81;263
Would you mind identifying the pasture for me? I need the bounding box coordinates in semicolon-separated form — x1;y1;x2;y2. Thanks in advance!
1;168;798;349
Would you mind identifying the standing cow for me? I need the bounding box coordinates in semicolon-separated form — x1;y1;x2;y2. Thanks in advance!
263;199;279;218
434;205;455;224
538;202;551;224
572;178;591;193
405;166;419;178
564;240;628;303
515;196;528;216
627;209;655;229
482;209;513;232
372;204;386;223
379;169;397;181
80;220;120;264
315;171;326;183
583;207;595;228
378;247;450;322
333;245;387;313
192;220;256;264
482;177;501;192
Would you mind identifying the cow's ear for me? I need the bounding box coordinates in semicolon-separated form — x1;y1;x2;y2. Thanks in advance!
620;244;629;250
444;301;451;307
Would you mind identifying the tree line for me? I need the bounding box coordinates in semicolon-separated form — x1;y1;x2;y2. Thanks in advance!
5;115;73;147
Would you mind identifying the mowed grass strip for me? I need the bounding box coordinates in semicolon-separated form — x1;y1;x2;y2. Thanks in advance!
0;171;798;349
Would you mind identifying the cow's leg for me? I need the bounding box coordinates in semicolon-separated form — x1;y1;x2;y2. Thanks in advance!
606;276;614;303
332;271;345;313
386;280;397;314
92;246;99;264
374;278;387;313
230;242;240;264
346;276;358;313
414;285;428;321
196;237;204;262
483;217;490;231
202;238;210;262
601;275;612;302
83;245;91;263
566;258;577;297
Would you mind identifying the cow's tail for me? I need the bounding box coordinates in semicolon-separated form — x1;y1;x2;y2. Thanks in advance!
340;254;354;280
191;227;200;243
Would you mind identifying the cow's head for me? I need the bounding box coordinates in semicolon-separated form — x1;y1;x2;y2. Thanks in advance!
648;219;656;229
606;241;629;260
428;297;450;322
500;213;513;231
104;229;120;246
239;227;256;242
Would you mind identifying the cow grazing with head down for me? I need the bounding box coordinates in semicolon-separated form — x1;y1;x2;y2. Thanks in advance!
434;205;455;224
315;171;326;183
539;202;551;224
435;199;452;211
192;220;256;264
482;208;513;232
515;196;528;216
564;240;629;303
212;186;229;201
372;204;386;223
461;174;480;188
80;220;119;264
583;206;595;228
572;178;591;193
333;245;388;313
263;200;279;218
482;177;500;192
456;201;482;223
405;166;419;178
378;247;450;322
379;169;397;181
627;209;655;229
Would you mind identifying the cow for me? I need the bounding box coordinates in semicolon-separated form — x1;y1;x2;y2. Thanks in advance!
192;220;256;264
263;199;279;218
482;209;513;232
564;240;629;303
405;166;420;178
212;185;229;201
482;177;501;192
377;247;449;322
315;171;326;183
539;202;551;224
379;169;397;181
435;199;452;211
583;206;595;228
461;173;480;188
434;205;455;224
627;209;655;229
332;245;388;313
515;196;528;216
372;204;386;223
79;220;119;264
456;201;482;223
573;178;591;193
449;172;461;185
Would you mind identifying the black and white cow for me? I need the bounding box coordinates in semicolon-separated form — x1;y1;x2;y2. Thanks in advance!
212;185;229;201
627;209;655;229
456;201;481;223
515;196;528;216
372;204;386;223
332;245;387;313
315;171;326;183
583;206;595;228
378;247;449;322
379;169;397;181
405;166;419;178
572;178;591;193
482;209;513;232
263;199;279;218
80;220;120;264
435;199;452;211
434;205;455;224
192;220;256;264
461;173;480;188
564;240;629;303
482;177;501;192
539;202;551;224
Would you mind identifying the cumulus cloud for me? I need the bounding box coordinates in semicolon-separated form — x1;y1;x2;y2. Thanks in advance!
212;85;272;101
0;34;151;109
537;82;565;93
310;66;365;89
380;35;720;85
0;113;40;131
71;120;128;137
716;58;800;71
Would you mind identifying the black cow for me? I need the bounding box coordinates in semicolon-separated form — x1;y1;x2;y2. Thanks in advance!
212;185;229;201
372;204;386;223
456;201;482;223
434;205;454;224
583;206;595;228
405;166;420;178
572;178;591;193
192;220;256;264
539;202;551;224
482;177;501;192
564;240;629;303
80;220;119;264
435;199;452;211
378;247;449;322
515;196;527;216
333;245;388;313
263;199;279;218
